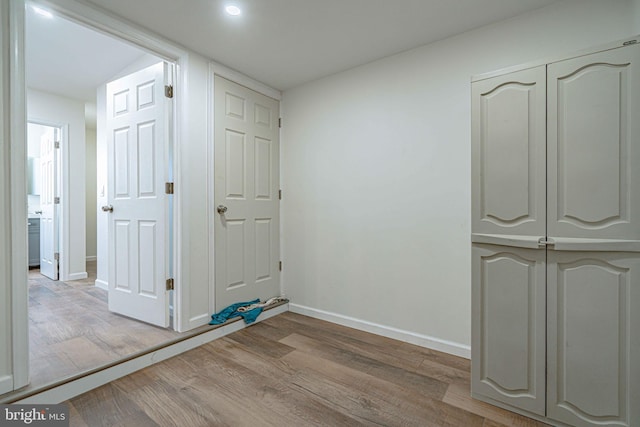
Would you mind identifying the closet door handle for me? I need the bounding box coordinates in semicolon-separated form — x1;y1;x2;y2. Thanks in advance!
217;205;228;215
101;205;114;213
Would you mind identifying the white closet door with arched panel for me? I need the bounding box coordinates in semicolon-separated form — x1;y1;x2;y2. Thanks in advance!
547;44;640;245
471;66;546;245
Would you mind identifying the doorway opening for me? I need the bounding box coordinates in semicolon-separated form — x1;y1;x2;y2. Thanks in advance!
25;4;180;390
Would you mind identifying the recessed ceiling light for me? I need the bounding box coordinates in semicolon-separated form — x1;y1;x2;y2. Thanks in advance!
32;6;54;19
225;5;242;16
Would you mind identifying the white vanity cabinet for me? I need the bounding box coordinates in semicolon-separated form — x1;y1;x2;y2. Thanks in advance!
471;39;640;427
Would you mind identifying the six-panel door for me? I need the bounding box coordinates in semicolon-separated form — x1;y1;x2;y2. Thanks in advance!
214;75;281;310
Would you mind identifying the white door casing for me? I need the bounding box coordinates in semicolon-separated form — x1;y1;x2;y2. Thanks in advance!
106;62;170;328
214;75;280;310
39;127;59;281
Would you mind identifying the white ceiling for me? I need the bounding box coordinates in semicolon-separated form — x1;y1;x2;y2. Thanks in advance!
26;5;148;102
27;0;562;99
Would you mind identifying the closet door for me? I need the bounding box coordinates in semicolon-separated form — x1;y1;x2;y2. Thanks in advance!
471;66;546;245
548;43;640;245
547;251;640;427
471;244;546;415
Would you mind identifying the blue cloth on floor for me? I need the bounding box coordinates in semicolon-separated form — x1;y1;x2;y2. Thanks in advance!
238;307;263;324
209;298;260;325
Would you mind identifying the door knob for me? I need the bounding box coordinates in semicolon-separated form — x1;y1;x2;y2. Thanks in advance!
101;205;114;213
217;205;228;215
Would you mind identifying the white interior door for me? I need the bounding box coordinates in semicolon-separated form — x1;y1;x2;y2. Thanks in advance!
106;62;170;327
214;75;280;310
39;127;58;280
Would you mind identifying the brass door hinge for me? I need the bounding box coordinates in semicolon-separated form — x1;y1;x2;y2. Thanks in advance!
165;182;174;194
279;261;282;272
166;278;174;291
165;85;174;99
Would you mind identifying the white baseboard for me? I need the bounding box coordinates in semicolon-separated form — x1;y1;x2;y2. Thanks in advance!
13;303;289;404
86;256;97;262
94;279;108;290
289;303;470;359
66;272;88;281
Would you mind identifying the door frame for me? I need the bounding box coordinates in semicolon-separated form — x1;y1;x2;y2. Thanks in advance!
7;0;188;391
27;120;66;280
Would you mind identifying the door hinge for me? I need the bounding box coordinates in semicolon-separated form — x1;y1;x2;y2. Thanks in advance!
166;278;174;291
279;261;282;271
54;252;59;261
278;189;282;200
165;182;174;194
54;196;60;204
165;85;174;99
54;141;60;149
278;117;282;128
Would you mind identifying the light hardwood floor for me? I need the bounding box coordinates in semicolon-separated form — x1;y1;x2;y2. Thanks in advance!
67;312;548;427
29;262;179;389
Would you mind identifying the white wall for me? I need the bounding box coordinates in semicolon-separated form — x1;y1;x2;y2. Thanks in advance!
27;88;86;281
85;122;97;260
281;0;638;355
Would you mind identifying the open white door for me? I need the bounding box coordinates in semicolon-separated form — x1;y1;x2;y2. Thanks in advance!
214;76;281;309
39;127;59;280
105;62;171;327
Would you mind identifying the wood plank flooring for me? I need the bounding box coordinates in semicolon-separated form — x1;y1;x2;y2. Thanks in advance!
28;262;179;389
68;312;548;427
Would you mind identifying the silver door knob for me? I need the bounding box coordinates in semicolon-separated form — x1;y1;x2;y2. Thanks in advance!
217;205;228;215
101;205;114;213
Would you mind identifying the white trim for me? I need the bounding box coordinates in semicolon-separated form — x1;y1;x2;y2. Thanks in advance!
207;63;216;317
66;272;88;281
9;0;29;391
289;303;471;359
12;304;289;404
94;279;108;290
85;256;97;262
0;0;14;395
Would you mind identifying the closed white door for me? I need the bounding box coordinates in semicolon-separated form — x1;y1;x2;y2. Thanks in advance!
547;250;640;426
214;76;280;310
471;243;546;416
106;62;170;327
546;43;640;426
39;127;59;280
471;66;546;244
548;44;640;244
